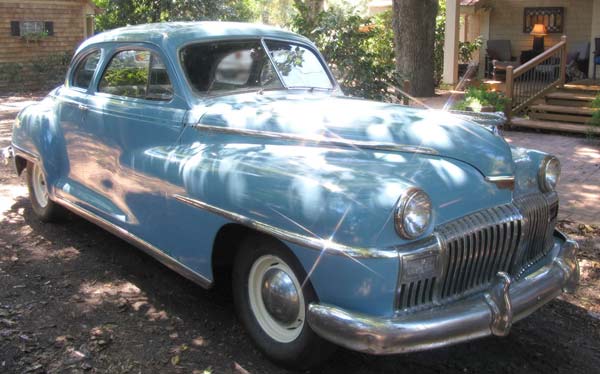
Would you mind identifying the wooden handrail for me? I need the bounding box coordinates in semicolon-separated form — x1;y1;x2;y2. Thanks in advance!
504;35;567;118
512;35;567;78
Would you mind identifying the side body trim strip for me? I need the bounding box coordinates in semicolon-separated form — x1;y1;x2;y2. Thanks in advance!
173;194;398;259
54;196;213;289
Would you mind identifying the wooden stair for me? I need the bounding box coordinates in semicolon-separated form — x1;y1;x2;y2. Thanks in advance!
509;82;600;134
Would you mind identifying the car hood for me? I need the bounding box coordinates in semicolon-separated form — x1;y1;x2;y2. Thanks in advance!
193;92;514;177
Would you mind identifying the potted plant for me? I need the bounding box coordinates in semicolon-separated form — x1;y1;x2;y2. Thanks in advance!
22;30;48;44
458;36;483;77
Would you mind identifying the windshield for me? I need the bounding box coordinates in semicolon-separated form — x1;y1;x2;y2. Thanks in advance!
264;40;333;90
180;39;333;96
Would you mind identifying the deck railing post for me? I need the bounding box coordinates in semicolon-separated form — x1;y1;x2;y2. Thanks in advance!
559;35;567;85
505;65;514;118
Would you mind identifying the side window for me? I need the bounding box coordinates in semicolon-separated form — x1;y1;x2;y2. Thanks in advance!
71;51;101;90
98;49;173;100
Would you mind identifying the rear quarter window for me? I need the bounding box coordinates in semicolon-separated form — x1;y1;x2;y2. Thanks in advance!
71;50;101;90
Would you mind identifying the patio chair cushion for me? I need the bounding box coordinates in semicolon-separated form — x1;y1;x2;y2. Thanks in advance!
570;41;590;61
487;40;513;62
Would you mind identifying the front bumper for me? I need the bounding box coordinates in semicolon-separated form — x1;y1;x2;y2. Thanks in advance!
307;231;579;354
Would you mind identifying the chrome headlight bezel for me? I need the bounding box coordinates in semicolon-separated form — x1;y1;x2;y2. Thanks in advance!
538;156;561;192
394;188;432;240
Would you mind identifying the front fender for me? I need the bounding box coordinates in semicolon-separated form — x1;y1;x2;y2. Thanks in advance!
150;128;514;252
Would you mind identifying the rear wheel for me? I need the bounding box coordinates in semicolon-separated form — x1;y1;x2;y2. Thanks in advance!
232;235;335;369
26;161;64;222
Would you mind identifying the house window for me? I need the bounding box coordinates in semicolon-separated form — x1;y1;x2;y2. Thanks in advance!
10;21;54;37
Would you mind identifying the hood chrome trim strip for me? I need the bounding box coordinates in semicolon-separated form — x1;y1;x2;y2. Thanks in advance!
485;176;515;190
173;194;399;259
192;124;439;156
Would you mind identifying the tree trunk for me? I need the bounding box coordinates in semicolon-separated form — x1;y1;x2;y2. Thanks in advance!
305;0;324;24
392;0;438;97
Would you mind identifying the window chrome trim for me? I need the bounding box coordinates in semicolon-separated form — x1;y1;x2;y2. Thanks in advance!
67;48;103;92
191;123;439;156
261;37;336;90
173;194;398;259
260;38;288;89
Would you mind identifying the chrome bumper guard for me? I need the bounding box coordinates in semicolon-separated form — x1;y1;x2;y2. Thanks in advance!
307;231;579;355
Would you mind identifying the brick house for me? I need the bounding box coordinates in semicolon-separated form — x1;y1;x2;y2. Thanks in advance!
0;0;102;92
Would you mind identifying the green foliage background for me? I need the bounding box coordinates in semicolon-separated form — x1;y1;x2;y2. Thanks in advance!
92;0;259;31
292;3;397;101
291;1;446;101
90;0;448;101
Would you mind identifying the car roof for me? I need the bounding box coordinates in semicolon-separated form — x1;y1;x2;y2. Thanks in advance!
76;21;312;54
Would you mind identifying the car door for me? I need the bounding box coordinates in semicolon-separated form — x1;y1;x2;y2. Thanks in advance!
78;45;188;245
52;49;102;191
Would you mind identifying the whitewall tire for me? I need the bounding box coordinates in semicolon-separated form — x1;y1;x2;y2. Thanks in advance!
232;235;335;369
26;161;64;222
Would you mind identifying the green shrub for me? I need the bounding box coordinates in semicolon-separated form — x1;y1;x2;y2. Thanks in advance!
292;5;399;101
453;86;508;112
102;67;148;87
588;94;600;137
434;0;446;86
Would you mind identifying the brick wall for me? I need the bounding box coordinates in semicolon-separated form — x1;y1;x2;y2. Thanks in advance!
489;0;593;57
0;0;91;92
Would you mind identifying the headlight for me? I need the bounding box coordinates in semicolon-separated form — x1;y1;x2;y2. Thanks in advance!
539;156;561;192
394;188;432;239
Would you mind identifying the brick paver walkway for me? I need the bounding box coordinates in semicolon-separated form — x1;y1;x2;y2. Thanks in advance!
505;131;600;225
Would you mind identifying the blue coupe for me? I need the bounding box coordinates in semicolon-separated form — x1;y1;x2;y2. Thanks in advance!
3;22;579;368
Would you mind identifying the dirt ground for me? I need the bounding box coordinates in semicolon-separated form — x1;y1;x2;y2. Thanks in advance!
1;94;599;374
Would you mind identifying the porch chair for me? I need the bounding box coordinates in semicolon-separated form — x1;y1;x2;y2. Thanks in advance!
570;41;590;77
486;40;519;80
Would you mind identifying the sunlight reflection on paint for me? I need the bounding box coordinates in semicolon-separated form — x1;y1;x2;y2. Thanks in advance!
429;159;468;186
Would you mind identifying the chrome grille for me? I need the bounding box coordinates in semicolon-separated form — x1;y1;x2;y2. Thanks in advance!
397;277;436;310
513;192;558;276
395;193;558;312
437;204;523;300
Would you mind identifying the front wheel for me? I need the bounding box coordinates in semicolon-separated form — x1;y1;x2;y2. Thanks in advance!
232;235;335;369
26;161;64;222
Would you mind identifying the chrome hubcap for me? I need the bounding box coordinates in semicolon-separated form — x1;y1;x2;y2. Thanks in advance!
248;255;305;343
261;268;300;325
32;164;49;208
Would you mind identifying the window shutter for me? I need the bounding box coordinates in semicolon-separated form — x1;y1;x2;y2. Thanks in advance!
44;21;54;36
10;21;20;36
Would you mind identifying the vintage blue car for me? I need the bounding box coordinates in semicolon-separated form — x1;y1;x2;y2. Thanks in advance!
3;22;579;368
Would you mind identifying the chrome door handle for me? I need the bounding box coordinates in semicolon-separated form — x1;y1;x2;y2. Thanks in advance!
78;104;88;111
